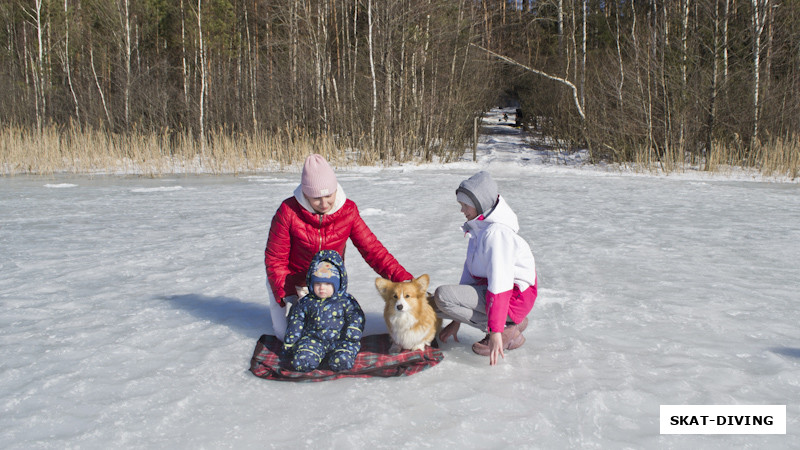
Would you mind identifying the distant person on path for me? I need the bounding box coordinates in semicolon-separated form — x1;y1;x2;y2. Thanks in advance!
282;250;364;372
434;171;537;365
265;154;412;341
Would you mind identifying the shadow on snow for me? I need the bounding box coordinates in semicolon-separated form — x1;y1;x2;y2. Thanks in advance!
159;293;388;338
160;293;270;338
769;347;800;358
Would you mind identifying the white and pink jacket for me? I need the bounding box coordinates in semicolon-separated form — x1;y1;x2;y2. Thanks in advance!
460;195;537;333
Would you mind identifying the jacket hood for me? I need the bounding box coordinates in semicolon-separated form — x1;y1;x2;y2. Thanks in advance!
305;249;348;295
461;195;519;235
456;171;498;216
294;183;347;215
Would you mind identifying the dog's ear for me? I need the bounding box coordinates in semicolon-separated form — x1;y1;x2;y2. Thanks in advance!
413;274;429;292
375;277;391;295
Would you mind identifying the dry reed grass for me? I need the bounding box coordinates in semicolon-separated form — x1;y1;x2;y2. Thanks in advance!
706;134;800;179
0;125;351;176
0;124;450;176
621;134;799;180
3;126;797;179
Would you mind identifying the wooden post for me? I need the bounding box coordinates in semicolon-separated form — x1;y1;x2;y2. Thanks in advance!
473;116;478;161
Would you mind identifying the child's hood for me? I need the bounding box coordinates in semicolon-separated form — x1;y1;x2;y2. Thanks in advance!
305;249;348;294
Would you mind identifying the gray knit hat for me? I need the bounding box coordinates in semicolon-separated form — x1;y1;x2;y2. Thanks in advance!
455;171;498;215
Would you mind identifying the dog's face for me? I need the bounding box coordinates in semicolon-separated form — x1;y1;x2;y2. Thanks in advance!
375;274;430;314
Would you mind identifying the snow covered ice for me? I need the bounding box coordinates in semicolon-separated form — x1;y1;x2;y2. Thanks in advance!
1;110;799;448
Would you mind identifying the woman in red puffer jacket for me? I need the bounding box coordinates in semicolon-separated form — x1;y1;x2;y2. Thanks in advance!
265;154;412;340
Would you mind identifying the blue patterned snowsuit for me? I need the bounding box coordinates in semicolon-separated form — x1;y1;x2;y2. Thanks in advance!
283;250;365;372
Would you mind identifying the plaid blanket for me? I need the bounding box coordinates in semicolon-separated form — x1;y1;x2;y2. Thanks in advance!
249;334;444;382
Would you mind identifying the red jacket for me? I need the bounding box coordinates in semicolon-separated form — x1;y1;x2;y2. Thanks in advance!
265;192;412;306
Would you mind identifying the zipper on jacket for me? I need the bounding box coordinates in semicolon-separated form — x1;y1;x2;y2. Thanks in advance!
317;214;324;251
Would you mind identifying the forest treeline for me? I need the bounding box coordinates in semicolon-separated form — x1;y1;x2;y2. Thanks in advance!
1;0;798;176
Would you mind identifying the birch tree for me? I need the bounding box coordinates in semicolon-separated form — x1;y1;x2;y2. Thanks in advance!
181;0;190;112
722;0;730;89
90;44;112;129
26;0;46;131
680;0;690;155
613;1;624;106
63;0;79;124
368;0;377;149
580;0;587;110
630;0;655;153
119;0;132;128
197;0;206;156
706;0;722;161
557;0;564;63
290;0;299;123
751;0;769;145
243;3;257;131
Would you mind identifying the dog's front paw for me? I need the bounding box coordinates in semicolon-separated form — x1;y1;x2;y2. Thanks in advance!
410;344;426;352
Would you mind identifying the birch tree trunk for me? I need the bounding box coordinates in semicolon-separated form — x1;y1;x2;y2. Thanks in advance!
557;0;564;66
306;1;324;133
448;1;464;102
613;1;624;106
368;0;377;150
290;0;299;124
659;3;671;162
64;0;80;124
181;0;190;113
349;1;358;139
680;0;690;156
722;0;730;90
398;22;406;128
120;0;132;129
764;0;774;107
382;5;393;154
580;0;587;109
751;0;768;146
328;0;339;119
244;4;257;131
706;0;722;166
90;44;113;129
32;0;46;131
422;8;431;156
318;1;329;132
570;3;578;85
197;0;206;157
631;0;655;154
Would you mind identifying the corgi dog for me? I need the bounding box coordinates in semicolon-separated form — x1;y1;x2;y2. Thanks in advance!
375;274;442;353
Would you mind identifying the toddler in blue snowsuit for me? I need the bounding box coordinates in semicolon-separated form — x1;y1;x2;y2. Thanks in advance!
282;250;365;372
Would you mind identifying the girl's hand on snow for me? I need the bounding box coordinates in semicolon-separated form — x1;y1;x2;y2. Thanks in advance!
489;332;504;366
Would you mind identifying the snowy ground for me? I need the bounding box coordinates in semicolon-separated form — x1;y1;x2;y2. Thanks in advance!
1;108;798;448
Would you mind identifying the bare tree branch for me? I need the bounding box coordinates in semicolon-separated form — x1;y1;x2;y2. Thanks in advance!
470;43;585;121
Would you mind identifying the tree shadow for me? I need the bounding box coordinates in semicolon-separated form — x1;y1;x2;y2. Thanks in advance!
159;294;271;338
769;347;800;358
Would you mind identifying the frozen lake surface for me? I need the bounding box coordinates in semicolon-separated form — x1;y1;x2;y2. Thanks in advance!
2;112;798;448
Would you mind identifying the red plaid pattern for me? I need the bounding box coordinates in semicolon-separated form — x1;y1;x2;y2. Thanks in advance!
249;334;444;382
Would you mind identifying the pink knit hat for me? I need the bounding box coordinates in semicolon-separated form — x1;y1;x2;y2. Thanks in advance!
301;154;338;197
